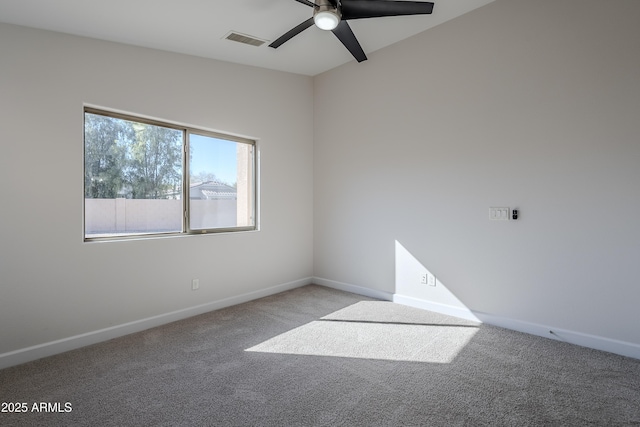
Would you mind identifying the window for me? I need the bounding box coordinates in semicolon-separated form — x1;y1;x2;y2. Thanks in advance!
84;108;256;240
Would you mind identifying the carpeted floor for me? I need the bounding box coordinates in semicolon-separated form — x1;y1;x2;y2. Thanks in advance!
1;284;639;426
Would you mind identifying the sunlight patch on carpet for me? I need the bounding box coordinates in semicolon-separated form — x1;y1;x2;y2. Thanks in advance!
246;301;479;363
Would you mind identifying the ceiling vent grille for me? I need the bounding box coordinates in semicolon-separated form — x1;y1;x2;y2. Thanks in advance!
224;31;267;47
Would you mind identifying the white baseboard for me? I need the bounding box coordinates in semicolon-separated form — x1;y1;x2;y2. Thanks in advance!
5;280;638;370
312;277;394;301
0;277;312;370
392;294;482;322
472;310;640;360
394;292;640;361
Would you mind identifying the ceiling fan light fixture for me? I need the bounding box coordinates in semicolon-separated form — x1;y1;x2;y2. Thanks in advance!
313;4;340;31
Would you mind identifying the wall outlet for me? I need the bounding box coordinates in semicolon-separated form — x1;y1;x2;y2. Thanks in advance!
191;279;200;291
420;272;436;287
427;273;436;287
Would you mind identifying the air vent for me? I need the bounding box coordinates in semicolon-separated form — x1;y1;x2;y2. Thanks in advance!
224;31;267;47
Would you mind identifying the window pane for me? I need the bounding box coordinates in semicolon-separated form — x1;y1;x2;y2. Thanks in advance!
188;133;254;231
84;112;183;238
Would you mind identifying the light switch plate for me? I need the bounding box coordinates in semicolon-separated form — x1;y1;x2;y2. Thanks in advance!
490;207;510;220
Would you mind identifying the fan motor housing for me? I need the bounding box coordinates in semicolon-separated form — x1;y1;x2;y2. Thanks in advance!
314;0;342;30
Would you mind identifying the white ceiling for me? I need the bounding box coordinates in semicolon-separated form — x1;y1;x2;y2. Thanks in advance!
0;0;494;76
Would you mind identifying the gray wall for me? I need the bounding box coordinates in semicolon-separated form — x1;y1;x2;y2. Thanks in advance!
0;23;314;355
313;0;640;348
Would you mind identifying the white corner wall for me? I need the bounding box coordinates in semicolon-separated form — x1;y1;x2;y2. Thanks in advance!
313;0;640;356
0;23;314;364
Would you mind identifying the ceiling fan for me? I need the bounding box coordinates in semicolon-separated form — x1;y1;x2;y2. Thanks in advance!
269;0;435;63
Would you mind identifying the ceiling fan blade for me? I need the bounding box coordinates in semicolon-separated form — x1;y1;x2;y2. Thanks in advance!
331;21;367;62
294;0;318;8
269;18;315;49
341;0;434;20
